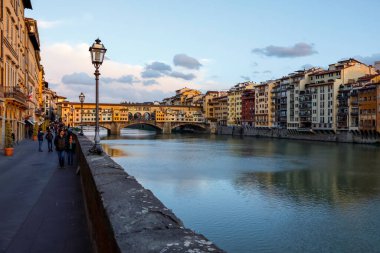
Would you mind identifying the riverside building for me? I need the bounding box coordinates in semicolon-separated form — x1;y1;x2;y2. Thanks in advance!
254;81;275;128
306;59;376;133
0;0;47;148
227;82;254;126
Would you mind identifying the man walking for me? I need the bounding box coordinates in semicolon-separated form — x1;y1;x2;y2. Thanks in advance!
54;129;67;168
37;128;44;152
45;130;54;152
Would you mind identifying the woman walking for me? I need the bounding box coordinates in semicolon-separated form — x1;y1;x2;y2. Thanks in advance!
66;134;76;166
54;129;67;168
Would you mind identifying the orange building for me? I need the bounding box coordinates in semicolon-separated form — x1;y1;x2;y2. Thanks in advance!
358;84;377;132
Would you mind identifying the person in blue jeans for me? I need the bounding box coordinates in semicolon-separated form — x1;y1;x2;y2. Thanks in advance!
54;129;67;168
37;128;44;152
66;134;76;166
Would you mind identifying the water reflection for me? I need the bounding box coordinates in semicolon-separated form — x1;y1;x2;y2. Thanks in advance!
101;132;380;253
235;169;380;206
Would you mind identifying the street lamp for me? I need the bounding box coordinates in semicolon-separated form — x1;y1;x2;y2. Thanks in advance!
89;38;107;154
79;92;85;135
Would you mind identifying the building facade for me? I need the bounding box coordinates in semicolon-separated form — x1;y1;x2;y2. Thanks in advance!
0;0;46;148
254;81;274;128
227;82;254;126
307;59;375;132
241;88;255;127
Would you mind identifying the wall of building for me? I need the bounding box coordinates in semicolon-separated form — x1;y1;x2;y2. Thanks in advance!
217;126;380;144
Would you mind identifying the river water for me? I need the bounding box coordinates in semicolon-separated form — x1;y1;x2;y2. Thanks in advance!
99;129;380;253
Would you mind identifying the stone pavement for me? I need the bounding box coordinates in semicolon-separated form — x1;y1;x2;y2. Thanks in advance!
0;139;92;253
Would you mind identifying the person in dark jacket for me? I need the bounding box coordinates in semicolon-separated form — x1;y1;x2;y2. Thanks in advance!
45;130;54;152
66;134;76;166
37;128;44;152
54;129;67;168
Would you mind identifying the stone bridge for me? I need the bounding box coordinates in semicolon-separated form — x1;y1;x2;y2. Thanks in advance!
81;120;209;135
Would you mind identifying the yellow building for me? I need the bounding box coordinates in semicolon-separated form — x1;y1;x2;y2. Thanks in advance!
162;87;202;106
227;82;254;126
0;0;45;147
213;95;228;126
42;82;59;121
254;81;275;128
202;91;226;123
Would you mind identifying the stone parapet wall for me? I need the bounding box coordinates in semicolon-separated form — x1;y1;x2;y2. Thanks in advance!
76;135;225;253
217;126;380;144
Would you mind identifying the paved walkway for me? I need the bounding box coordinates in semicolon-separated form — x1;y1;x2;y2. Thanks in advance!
0;139;92;253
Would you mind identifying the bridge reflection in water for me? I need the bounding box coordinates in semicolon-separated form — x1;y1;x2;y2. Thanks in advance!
100;135;380;253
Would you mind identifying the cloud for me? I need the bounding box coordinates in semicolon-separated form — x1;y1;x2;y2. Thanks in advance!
143;80;158;86
263;70;272;74
41;42;208;103
146;61;172;72
141;69;163;78
173;54;202;70
38;20;62;29
141;61;172;79
240;76;251;81
141;61;197;80
117;75;139;84
169;71;196;81
62;72;138;86
252;43;317;58
62;72;94;85
352;53;380;65
102;75;138;84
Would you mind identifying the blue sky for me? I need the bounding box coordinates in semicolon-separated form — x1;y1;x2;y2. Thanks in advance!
26;0;380;103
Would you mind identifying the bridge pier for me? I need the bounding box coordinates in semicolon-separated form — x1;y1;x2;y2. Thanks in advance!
109;122;121;135
209;122;217;134
162;122;172;134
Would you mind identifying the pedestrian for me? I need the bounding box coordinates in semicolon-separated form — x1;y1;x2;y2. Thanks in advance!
11;132;16;146
66;134;76;166
54;129;67;168
37;128;44;152
28;127;33;139
45;129;54;152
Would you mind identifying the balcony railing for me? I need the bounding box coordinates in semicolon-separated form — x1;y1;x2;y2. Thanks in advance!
4;86;28;107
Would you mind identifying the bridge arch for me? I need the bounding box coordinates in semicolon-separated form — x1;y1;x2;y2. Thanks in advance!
134;112;142;120
77;123;113;135
128;113;133;121
171;122;208;132
143;112;151;120
120;122;163;132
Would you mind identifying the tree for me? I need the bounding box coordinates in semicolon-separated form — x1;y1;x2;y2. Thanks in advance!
4;121;13;148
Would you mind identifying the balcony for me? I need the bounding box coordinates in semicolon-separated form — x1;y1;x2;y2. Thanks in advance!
4;86;28;108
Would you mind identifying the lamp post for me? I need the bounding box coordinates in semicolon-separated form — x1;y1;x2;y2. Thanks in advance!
79;92;85;135
89;38;107;154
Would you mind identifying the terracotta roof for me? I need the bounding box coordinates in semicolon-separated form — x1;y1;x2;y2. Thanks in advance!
357;74;380;81
309;69;340;76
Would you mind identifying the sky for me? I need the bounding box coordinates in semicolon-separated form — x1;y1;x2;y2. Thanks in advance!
26;0;380;103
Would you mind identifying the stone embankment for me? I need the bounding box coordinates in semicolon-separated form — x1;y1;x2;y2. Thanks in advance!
217;126;380;144
77;134;225;253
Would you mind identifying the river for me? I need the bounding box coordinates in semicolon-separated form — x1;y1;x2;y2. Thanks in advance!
99;129;380;253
